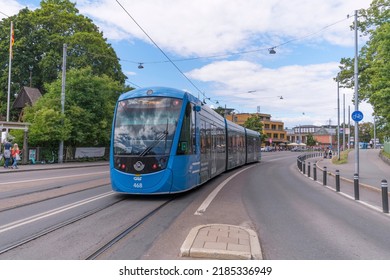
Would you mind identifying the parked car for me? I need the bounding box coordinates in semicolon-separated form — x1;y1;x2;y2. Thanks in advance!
291;146;307;152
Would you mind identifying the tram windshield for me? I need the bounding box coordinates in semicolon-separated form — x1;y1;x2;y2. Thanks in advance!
113;97;182;156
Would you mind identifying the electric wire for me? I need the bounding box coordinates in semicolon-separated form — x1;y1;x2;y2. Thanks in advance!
115;0;205;98
121;13;355;66
0;10;10;18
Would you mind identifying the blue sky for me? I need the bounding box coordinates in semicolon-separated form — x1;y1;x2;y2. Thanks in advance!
2;0;374;128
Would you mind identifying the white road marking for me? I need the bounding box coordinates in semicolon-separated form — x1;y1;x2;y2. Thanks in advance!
0;171;109;185
194;165;256;215
0;191;115;233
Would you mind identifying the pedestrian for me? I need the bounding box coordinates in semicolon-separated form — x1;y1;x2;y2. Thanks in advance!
3;140;12;168
11;143;20;169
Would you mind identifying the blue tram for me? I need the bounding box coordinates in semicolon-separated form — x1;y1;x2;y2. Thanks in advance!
110;87;261;194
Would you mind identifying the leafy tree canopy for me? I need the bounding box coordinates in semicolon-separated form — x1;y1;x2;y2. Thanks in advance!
306;134;316;147
337;0;390;132
15;67;124;147
0;0;127;119
244;115;267;143
243;114;263;134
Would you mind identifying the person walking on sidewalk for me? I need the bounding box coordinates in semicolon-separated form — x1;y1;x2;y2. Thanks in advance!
11;143;21;169
3;141;12;168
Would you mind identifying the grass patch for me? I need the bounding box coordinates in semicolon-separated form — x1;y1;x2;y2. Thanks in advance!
382;150;390;159
332;149;351;164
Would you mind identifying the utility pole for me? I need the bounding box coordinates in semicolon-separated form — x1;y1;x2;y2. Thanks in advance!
348;105;351;148
343;93;346;151
354;10;360;176
374;115;376;149
58;43;67;163
337;81;340;160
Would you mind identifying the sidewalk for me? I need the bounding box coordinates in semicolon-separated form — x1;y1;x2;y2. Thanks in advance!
315;149;389;189
0;160;108;173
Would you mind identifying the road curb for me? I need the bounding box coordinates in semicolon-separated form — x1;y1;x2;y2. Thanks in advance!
0;162;108;173
315;159;380;193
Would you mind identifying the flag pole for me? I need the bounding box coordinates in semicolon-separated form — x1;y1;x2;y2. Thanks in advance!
5;21;14;141
6;21;14;124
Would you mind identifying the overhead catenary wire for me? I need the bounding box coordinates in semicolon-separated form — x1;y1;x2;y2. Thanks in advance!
0;10;10;18
121;12;357;66
115;0;205;98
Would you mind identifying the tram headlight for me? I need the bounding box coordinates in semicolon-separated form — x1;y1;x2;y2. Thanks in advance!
158;157;168;169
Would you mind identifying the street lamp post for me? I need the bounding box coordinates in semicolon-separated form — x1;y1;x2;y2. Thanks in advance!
343;93;346;151
374;115;377;149
337;81;340;160
353;10;360;176
58;43;67;164
29;65;33;87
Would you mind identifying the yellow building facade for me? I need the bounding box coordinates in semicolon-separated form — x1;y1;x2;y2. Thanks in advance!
225;113;287;146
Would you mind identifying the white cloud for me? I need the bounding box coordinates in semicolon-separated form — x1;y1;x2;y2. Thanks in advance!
6;0;374;129
78;0;372;56
186;60;373;128
0;0;24;18
124;71;136;76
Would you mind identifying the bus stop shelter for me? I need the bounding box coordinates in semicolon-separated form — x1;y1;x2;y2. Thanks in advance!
0;121;30;165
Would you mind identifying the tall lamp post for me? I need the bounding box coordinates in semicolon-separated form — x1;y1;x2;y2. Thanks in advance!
58;43;67;164
337;80;340;160
353;10;360;176
29;65;33;87
343;93;346;151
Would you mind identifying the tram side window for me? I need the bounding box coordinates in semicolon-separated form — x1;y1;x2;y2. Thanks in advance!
177;103;194;155
200;121;206;154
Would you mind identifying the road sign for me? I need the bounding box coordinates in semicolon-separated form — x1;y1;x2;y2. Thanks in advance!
351;110;364;122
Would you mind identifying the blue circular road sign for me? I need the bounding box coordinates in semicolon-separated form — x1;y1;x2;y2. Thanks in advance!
351;110;364;122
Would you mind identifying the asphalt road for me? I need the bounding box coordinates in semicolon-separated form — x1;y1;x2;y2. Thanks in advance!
1;153;390;260
243;152;390;259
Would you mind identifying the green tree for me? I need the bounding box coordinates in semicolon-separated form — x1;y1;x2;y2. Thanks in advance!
17;67;124;147
337;0;390;132
213;106;225;117
243;114;263;133
243;114;266;143
359;122;373;143
0;0;126;119
306;133;316;146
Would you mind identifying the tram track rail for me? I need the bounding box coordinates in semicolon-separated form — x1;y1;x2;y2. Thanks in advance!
0;176;108;200
0;192;126;255
85;198;175;260
0;179;110;213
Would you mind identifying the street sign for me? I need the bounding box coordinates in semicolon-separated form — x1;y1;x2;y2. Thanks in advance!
351;110;364;122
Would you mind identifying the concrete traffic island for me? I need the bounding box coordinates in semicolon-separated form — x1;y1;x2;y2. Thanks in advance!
180;224;262;260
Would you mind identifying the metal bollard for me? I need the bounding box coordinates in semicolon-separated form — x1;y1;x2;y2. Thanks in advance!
323;167;327;186
308;162;311;178
313;164;317;181
335;170;340;192
354;173;360;200
381;179;389;214
303;161;306;175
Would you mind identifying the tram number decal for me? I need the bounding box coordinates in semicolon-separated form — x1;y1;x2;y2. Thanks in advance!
133;176;143;188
